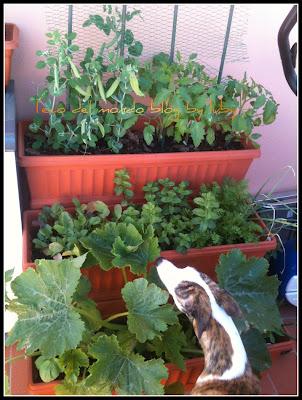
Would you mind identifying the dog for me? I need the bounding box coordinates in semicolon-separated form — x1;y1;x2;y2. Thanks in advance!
155;258;261;395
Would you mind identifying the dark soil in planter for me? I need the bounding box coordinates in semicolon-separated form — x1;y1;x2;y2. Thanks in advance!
24;127;244;156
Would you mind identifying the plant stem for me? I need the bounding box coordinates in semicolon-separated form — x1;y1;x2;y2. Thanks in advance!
74;306;126;331
5;350;41;364
105;311;129;323
121;267;128;284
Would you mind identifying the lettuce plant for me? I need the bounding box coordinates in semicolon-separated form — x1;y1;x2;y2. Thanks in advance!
5;250;286;394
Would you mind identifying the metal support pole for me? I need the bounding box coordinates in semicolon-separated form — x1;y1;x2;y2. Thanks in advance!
120;5;127;56
170;5;179;63
66;4;73;111
217;5;234;83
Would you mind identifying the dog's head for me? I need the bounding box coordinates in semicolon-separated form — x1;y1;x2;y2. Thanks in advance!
155;258;243;338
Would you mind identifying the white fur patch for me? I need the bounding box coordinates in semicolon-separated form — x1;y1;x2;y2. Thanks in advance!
156;259;247;382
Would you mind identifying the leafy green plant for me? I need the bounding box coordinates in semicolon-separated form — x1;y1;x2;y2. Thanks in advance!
32;170;265;264
5;249;288;394
27;5;146;154
139;52;278;149
5;255;183;395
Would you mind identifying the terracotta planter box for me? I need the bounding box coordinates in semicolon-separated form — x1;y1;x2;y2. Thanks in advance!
6;338;295;395
23;209;277;303
5;23;19;88
17;120;260;209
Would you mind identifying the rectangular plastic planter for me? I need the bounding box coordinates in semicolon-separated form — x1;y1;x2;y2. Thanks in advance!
6;338;295;395
23;209;277;303
5;23;19;88
17;120;261;209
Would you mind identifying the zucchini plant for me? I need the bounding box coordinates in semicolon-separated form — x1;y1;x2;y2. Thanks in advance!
5;249;286;394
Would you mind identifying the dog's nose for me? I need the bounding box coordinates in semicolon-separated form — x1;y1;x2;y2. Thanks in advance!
154;257;165;268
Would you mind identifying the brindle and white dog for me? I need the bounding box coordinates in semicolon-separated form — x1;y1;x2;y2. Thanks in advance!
156;258;260;395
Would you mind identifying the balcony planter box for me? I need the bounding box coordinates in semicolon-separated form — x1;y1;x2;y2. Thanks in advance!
17;120;261;210
6;337;295;395
5;23;19;88
23;209;277;303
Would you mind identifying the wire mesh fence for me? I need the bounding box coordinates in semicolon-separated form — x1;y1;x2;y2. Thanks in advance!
44;3;250;79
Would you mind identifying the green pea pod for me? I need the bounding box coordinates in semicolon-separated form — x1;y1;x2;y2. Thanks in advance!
84;85;92;102
106;77;120;98
74;85;88;97
97;121;105;137
81;119;86;135
129;72;144;97
97;75;107;103
68;58;81;79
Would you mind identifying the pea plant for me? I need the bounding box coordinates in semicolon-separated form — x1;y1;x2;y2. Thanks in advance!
139;51;278;149
28;5;146;154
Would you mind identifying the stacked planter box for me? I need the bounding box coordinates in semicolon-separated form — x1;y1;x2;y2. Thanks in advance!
16;115;288;395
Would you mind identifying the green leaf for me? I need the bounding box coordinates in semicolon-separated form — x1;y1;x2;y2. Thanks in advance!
232;114;248;132
216;250;282;333
123;115;138;130
46;57;57;66
128;40;143;57
143;125;155;145
64;111;75;121
153;88;172;106
253;95;266;109
206;127;215;145
263;100;277;124
58;349;89;383
69;44;80;52
36;61;46;69
112;235;160;275
80;224;116;270
6;256;87;357
5;268;14;283
241;328;271;373
65;32;77;41
35;356;62;383
251;133;261;140
48;241;64;256
56;380;110;395
191;121;205;147
86;334;168;394
122;278;178;342
148;324;187;370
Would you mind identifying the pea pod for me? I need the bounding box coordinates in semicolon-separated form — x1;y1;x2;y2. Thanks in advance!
97;121;105;137
84;85;92;102
106;77;121;98
81;119;86;135
74;85;88;97
68;58;81;79
129;72;144;97
97;75;107;103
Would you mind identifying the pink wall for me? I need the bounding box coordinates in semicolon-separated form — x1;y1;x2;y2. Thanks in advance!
5;4;297;194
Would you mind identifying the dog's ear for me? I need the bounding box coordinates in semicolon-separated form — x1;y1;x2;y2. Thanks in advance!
208;281;243;318
191;291;212;338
